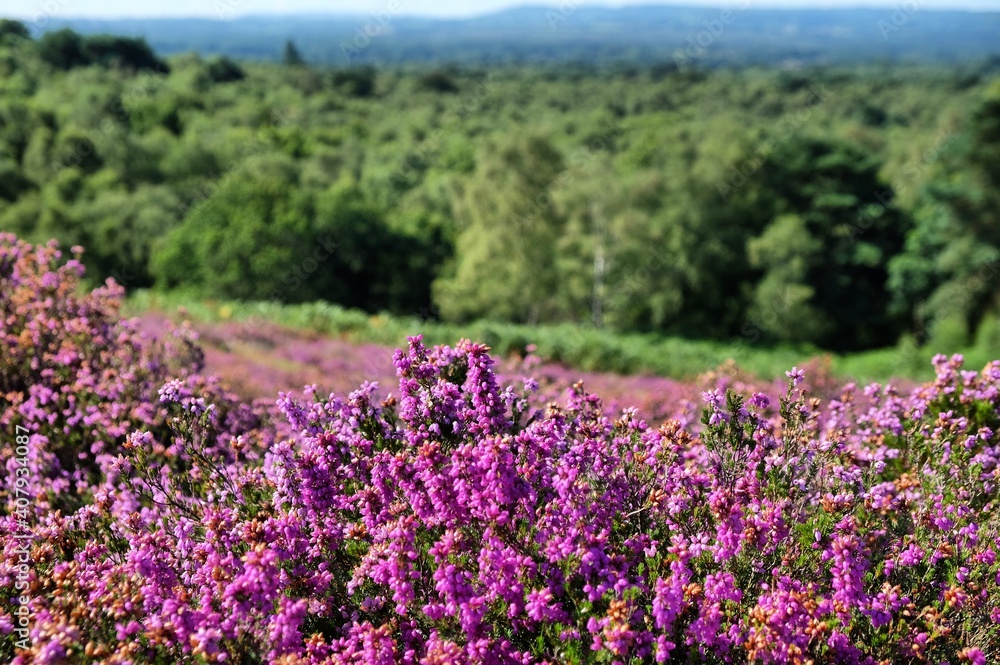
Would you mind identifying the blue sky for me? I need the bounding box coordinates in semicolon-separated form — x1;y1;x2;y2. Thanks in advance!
5;0;1000;19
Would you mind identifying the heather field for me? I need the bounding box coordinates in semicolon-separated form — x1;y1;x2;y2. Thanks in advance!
132;308;794;426
4;235;1000;664
126;291;955;392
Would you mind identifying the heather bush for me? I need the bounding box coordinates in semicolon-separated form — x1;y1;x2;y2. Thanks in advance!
1;235;999;663
0;234;272;505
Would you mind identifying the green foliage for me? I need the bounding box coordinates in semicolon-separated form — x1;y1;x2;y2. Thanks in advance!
0;19;30;42
330;66;376;97
83;34;167;72
205;56;245;83
37;29;88;70
283;40;305;67
742;137;909;350
311;181;434;311
888;82;1000;342
419;69;459;93
37;28;166;72
0;155;33;201
51;127;104;175
5;30;1000;359
151;163;318;300
747;209;828;344
150;168;437;313
435;135;565;324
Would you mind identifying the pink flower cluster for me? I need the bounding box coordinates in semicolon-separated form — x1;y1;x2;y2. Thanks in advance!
1;235;998;664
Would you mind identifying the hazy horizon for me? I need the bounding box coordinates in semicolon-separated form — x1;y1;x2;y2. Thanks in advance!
6;0;1000;21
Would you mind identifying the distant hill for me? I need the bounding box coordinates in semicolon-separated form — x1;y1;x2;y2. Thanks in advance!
25;6;1000;66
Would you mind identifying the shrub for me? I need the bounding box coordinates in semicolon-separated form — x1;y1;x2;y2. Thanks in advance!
36;29;167;72
0;233;272;514
1;234;998;663
205;56;246;83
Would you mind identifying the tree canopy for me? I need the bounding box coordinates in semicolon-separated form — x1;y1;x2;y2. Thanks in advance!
2;29;999;352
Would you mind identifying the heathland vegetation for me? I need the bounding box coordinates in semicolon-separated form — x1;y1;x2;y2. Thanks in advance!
3;12;1000;663
2;234;1000;663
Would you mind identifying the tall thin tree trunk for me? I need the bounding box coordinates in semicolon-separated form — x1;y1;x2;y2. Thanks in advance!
591;201;606;329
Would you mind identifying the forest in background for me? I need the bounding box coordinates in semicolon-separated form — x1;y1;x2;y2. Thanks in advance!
33;8;1000;66
2;19;1000;358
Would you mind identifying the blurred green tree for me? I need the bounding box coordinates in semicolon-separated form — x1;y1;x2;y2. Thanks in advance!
283;40;305;67
38;29;89;70
434;135;565;324
889;82;1000;342
0;19;30;42
742;136;909;349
